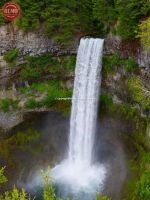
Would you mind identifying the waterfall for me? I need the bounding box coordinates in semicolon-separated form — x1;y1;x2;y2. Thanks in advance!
69;38;104;166
51;38;106;199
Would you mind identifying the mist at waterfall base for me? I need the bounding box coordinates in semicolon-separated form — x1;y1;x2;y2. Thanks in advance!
50;38;106;200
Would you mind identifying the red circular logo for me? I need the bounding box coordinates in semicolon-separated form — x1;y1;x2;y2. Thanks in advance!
2;2;20;21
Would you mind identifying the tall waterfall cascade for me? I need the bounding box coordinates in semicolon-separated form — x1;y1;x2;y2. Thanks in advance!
52;38;106;199
69;38;104;166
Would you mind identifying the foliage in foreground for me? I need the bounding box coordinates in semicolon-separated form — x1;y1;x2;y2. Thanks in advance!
0;167;111;200
0;188;32;200
96;193;111;200
0;168;110;200
0;167;7;185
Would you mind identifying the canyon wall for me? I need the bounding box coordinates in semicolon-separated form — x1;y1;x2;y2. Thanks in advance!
0;24;149;131
0;24;150;69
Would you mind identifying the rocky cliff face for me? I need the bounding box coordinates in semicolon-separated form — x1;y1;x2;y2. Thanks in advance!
0;24;149;131
0;24;77;57
0;24;150;69
104;34;150;69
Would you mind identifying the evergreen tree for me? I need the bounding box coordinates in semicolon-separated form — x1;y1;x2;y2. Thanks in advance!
92;0;117;33
116;0;150;39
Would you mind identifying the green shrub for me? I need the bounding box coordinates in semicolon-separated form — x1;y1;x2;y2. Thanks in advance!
4;49;19;64
20;66;42;80
20;55;50;80
20;80;72;110
128;77;150;109
123;58;138;72
31;83;46;93
42;94;56;107
0;167;7;186
42;81;72;107
122;152;150;200
122;133;150;200
138;17;150;52
61;56;76;72
135;171;150;200
0;99;18;112
20;55;75;80
0;167;67;200
19;87;31;95
0;99;10;112
41;169;56;200
100;93;113;112
100;93;139;122
0;187;32;200
103;54;121;74
25;97;41;109
20;83;47;95
96;193;111;200
103;55;138;74
115;104;139;121
26;55;52;67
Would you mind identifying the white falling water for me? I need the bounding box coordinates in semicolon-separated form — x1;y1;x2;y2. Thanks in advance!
51;38;106;199
69;38;104;166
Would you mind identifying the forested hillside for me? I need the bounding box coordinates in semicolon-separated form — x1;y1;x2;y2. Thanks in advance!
0;0;150;45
